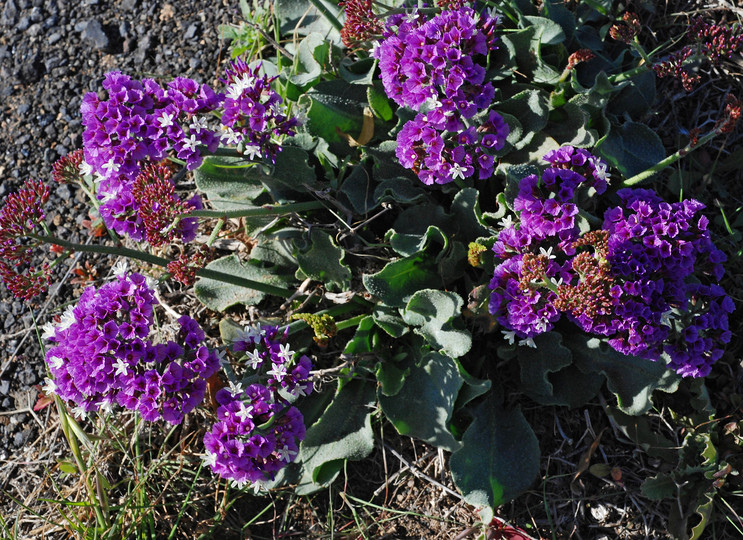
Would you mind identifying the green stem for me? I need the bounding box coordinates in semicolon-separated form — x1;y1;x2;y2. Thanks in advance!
55;396;109;529
335;314;366;331
307;0;343;31
33;234;295;298
622;128;721;187
188;200;325;219
607;63;649;85
206;219;225;247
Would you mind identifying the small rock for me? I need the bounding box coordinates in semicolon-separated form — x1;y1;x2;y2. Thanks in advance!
0;380;9;395
17;16;30;31
56;184;71;200
48;32;62;44
121;0;137;9
184;22;198;40
83;19;110;50
1;0;18;27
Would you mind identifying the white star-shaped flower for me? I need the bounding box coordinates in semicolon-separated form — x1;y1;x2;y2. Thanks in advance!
79;161;93;176
501;330;516;345
276;445;297;463
231;477;249;489
189;116;209;132
290;382;310;398
181;134;199;152
549;276;564;288
41;322;56;340
101;158;120;175
99;399;115;415
113;358;129;376
539;246;556;260
71;405;87;419
243;145;262;160
237;325;261;343
267;362;288;382
498;215;515;228
277;343;293;363
203;451;217;468
59;306;76;330
245;349;262;369
220;127;243;146
112;260;128;277
236;403;254;421
404;10;419;24
227;380;244;397
592;160;612;183
157;112;175;128
47;355;64;370
227;84;244;101
659;310;674;328
519;337;537;348
42;377;57;395
450;163;467;181
93;172;107;185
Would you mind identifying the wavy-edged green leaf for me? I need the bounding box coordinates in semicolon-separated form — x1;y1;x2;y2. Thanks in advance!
194;255;290;312
298;378;376;492
596;121;666;179
517;332;603;408
496;89;550;150
567;334;681;415
362;254;439;307
194;155;265;210
295;229;351;290
379;351;464;451
402;290;471;359
451;391;540;508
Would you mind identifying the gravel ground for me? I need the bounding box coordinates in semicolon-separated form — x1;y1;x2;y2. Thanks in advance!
0;0;233;512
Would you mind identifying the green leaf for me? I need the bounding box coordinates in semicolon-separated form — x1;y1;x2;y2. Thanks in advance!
379;351;464;451
402;290;472;359
194;255;290;312
372;304;409;338
547;102;597;147
449;188;490;242
524;15;566;45
604;406;678;462
298;378;376;490
596;121;666;179
388;225;447;258
641;473;677;500
343;316;377;354
362;254;439;308
275;0;341;41
367;84;394;122
376;354;413;397
299;80;368;154
339;57;377;85
194;156;265;210
373;177;427;206
517;332;603;407
567;334;681;416
295;229;351;290
496;90;550;150
450;391;540;508
340;164;377;214
290;33;330;87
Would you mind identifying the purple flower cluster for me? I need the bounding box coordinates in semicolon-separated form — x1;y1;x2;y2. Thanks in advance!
374;7;507;184
203;325;313;487
44;272;220;423
375;7;498;113
488;146;734;376
81;72;222;239
601;189;732;377
397;109;509;185
221;59;299;163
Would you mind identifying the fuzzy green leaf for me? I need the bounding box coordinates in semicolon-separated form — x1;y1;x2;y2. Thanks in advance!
362;254;439;307
194;255;289;312
402;290;472;358
379;352;464;451
298;378;376;491
596;121;666;179
194;156;265;210
567;334;681;415
450;391;540;508
295;229;351;290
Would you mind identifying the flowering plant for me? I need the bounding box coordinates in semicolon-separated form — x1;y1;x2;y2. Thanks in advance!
2;0;741;536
